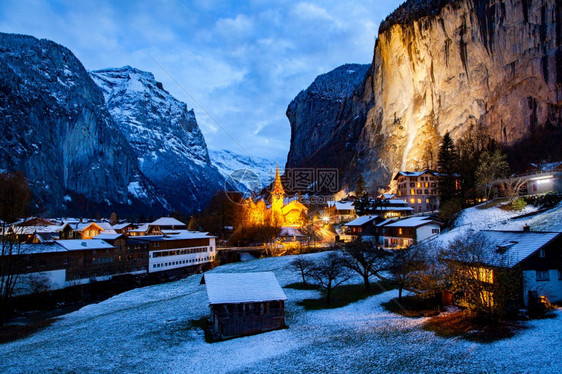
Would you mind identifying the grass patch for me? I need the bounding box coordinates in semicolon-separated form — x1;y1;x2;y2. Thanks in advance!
297;281;395;310
476;198;508;210
381;295;441;318
0;318;56;344
284;282;321;290
422;311;524;343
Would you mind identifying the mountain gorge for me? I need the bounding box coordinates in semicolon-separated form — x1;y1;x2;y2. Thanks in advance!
287;0;562;191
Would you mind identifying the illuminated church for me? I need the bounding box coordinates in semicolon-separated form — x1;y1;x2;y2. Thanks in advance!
243;165;308;228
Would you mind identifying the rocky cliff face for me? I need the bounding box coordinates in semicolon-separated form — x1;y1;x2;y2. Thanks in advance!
285;64;371;175
287;0;562;191
0;33;164;215
356;0;561;188
91;67;225;212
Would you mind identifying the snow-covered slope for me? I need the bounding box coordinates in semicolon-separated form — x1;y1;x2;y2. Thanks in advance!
434;201;562;247
209;149;276;191
91;66;225;212
1;251;561;373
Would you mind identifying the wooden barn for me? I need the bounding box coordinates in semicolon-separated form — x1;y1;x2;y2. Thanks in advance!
201;272;287;340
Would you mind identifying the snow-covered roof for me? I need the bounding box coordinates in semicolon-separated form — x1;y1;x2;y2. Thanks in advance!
93;233;124;240
345;215;378;226
480;230;561;267
14;225;62;234
149;217;186;227
17;243;66;254
130;223;149;232
135;231;213;242
55;239;114;251
327;201;355;211
96;222;117;234
384;216;440;228
112;222;133;230
202;272;287;305
384;199;409;205
376;219;396;227
393;169;439;180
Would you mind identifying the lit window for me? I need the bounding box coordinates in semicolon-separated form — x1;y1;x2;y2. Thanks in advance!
425;182;429;188
417;182;421;188
481;290;494;307
410;198;415;204
536;270;550;281
410;189;415;195
425;198;430;203
417;198;421;204
398;228;403;235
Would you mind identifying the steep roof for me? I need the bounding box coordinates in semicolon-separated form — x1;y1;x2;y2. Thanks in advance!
480;230;561;267
345;215;378;227
393;169;440;180
383;216;440;228
327;201;355;210
202;272;287;305
149;217;186;227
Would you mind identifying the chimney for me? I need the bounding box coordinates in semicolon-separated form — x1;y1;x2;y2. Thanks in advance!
523;224;530;232
81;241;87;247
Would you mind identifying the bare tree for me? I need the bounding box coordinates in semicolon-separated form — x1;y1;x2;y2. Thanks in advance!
310;252;351;305
499;177;527;203
0;172;31;326
388;245;427;301
342;240;389;290
290;255;314;285
439;234;521;319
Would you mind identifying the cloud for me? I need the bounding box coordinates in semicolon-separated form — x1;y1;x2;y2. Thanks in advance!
0;0;403;162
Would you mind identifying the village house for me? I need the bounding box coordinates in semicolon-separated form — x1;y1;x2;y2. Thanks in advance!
376;216;443;249
393;169;461;212
342;215;383;242
202;272;287;340
472;230;562;308
326;200;356;224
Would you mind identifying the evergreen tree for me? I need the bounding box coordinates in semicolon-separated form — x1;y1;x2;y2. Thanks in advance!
437;132;460;203
475;150;509;200
355;174;366;197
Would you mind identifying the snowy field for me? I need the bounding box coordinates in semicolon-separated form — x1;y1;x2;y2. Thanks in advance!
1;248;562;373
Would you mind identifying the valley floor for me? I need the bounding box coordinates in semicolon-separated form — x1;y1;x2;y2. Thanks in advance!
1;250;561;373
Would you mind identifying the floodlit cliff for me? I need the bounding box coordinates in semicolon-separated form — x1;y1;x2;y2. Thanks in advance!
287;0;562;191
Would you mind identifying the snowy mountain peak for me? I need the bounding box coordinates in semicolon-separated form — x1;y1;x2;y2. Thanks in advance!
91;66;225;212
209;149;276;192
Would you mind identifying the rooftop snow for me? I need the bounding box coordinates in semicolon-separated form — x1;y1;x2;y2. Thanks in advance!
55;239;115;251
345;215;378;226
327;201;355;210
480;230;561;267
202;272;287;305
93;233;124;240
149;217;186;227
384;216;439;228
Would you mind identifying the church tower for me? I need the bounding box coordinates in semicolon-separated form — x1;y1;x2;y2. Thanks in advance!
271;164;285;226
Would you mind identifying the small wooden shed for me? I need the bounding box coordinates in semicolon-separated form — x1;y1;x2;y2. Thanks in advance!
201;272;287;340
